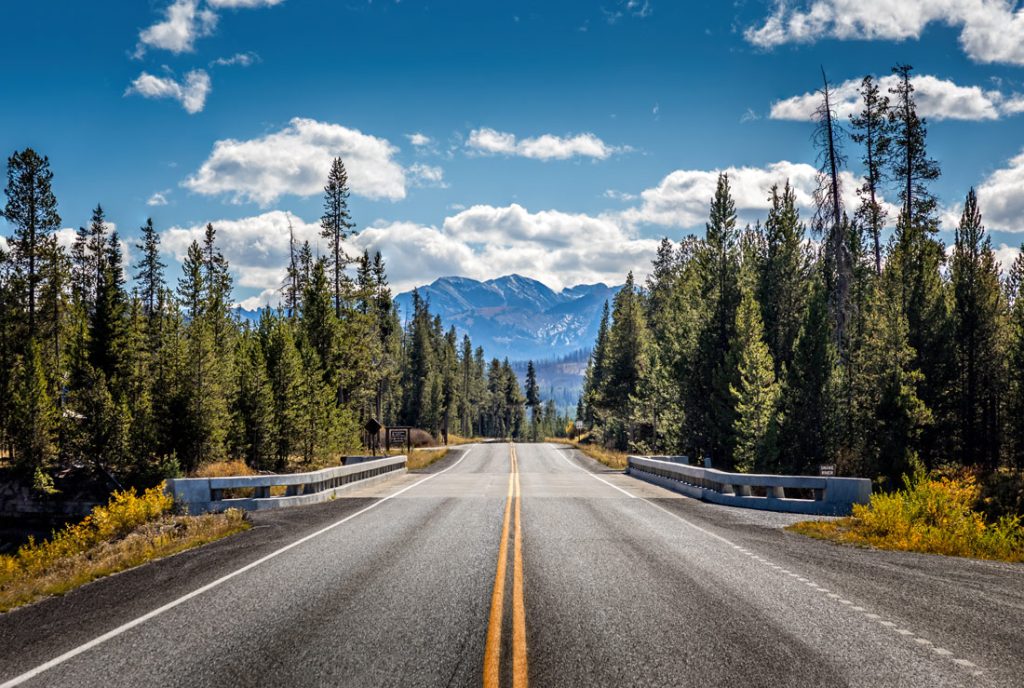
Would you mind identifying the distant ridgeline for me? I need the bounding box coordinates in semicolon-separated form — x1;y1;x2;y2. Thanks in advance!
393;275;619;361
389;275;619;411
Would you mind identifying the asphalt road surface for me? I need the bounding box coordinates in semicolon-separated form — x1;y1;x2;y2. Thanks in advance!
2;442;1022;687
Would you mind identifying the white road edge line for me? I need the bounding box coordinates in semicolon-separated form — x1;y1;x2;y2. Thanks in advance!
549;444;636;498
0;446;477;688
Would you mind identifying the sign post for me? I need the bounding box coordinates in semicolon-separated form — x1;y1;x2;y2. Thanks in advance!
387;427;410;455
364;418;382;456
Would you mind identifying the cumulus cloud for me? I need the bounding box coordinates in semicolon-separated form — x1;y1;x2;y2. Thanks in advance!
994;244;1022;273
975;149;1024;233
746;1;1024;66
125;69;211;114
771;73;1020;122
182;118;407;205
147;191;170;206
162;210;321;295
618;160;895;229
135;0;217;56
136;0;283;57
467;128;622;161
161;205;659;298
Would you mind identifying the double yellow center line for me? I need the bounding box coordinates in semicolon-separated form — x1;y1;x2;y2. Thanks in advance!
483;443;528;688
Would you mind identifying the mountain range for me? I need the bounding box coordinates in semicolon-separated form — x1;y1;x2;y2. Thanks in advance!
394;274;620;363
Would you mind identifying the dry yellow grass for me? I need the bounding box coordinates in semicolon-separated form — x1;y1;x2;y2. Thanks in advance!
191;460;258;478
546;438;629;470
0;485;249;613
407;447;449;470
789;473;1024;563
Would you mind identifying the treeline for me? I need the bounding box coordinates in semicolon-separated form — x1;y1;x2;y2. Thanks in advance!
582;65;1024;487
0;154;527;489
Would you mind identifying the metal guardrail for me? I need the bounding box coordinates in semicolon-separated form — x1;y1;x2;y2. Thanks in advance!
627;456;871;516
165;455;407;513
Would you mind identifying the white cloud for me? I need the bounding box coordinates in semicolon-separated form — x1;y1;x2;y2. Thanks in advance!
466;127;622;161
238;288;281;310
433;204;660;290
135;0;217;57
408;163;447;188
619;160;896;229
770;73;1018;122
210;51;260;67
746;1;1024;66
975;149;1024;233
147;191;170;206
162;210;321;294
161;205;659;296
125;69;211;114
406;133;432;147
136;0;283;57
182;118;407;205
994;244;1022;273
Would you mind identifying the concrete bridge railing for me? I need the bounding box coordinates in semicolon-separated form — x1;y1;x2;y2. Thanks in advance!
165;455;407;514
627;456;871;516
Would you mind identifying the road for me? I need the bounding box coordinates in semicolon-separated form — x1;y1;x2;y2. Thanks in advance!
2;442;1022;687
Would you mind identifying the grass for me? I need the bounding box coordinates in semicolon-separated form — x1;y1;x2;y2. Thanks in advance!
406;447;449;470
0;484;249;613
789;471;1024;563
546;437;629;470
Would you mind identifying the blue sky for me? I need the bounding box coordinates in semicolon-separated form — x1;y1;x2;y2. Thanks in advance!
2;1;1023;307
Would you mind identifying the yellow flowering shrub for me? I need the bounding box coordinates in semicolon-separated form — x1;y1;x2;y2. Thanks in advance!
0;484;247;612
790;472;1024;562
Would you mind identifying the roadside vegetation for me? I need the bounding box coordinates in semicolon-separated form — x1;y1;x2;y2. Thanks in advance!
577;64;1024;525
0;151;539;513
0;485;248;613
548;436;628;470
407;447;449;471
789;470;1024;563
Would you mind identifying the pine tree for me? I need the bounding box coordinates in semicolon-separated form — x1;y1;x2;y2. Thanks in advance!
850;278;931;486
758;182;809;375
89;229;129;386
321;157;355;317
134;218;165;318
582;300;610;427
602;272;653;449
814;69;854;358
729;279;780;473
71;204;108;311
283;218;301;318
525;360;541;441
4;149;60;337
1005;247;1024;468
885;64;951;466
261;312;302;469
888;64;941;231
233;331;275;470
776;277;836;474
950;189;1003;467
10;339;58;475
850;75;891;275
688;173;741;464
